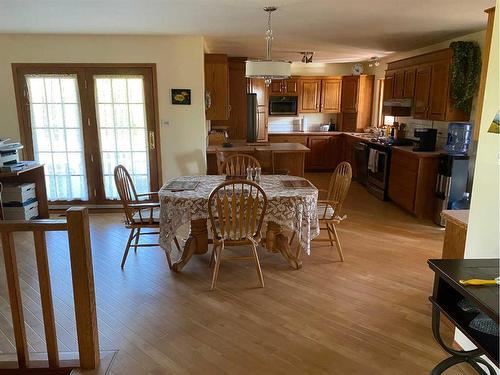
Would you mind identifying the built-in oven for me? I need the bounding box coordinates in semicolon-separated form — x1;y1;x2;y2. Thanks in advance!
269;96;298;116
366;143;391;200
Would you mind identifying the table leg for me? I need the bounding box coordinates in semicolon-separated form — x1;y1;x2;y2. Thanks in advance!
171;219;208;272
265;221;302;270
430;305;494;375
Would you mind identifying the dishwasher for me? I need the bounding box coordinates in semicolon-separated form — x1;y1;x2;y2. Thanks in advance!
354;142;368;186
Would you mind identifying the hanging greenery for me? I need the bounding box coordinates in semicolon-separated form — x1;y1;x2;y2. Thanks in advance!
449;41;481;112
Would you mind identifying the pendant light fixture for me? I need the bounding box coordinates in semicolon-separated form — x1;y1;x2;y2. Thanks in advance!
245;6;291;86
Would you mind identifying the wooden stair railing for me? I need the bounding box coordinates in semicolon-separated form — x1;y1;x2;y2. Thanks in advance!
0;207;99;372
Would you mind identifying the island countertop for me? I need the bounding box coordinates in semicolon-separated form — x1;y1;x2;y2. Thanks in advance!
207;142;310;154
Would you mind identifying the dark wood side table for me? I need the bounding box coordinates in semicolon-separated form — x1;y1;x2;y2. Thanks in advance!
428;259;499;374
0;164;49;219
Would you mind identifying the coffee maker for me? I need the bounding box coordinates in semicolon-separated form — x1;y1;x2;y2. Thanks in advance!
413;128;437;151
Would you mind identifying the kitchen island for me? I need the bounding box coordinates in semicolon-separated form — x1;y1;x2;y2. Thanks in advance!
206;141;310;176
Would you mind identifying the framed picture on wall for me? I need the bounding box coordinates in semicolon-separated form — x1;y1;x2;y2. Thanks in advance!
171;89;191;105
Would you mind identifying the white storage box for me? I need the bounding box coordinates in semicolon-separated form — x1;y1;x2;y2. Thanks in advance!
2;183;36;205
3;200;39;220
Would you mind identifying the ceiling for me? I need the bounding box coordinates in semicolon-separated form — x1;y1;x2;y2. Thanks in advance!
0;0;494;63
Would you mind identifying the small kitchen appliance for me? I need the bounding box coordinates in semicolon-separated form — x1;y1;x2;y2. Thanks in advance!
433;154;470;226
413;128;437;151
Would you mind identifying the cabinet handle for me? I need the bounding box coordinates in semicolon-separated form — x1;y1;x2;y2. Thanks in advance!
205;91;212;109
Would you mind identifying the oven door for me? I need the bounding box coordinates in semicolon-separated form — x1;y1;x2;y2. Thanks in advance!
367;146;390;195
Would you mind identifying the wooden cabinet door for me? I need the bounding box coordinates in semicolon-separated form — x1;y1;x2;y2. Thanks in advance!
321;78;342;113
298;79;321;113
428;61;450;121
248;78;268;106
270;80;283;95
413;65;432;119
328;136;342;169
341;113;358;132
205;54;229;121
256;108;268;142
383;72;395;101
341;76;359;113
308;136;330;169
393;70;405;99
284;79;298;95
403;68;416;98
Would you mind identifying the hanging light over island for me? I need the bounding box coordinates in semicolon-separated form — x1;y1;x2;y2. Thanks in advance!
245;6;291;86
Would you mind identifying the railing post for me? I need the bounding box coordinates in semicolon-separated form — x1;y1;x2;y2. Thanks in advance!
1;231;28;368
66;207;99;369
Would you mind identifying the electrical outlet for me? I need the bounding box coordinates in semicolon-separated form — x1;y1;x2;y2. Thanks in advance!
161;120;170;127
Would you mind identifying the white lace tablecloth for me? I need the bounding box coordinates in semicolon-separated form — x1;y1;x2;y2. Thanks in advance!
159;175;319;255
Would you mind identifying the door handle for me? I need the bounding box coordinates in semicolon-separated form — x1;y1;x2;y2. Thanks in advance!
149;131;156;150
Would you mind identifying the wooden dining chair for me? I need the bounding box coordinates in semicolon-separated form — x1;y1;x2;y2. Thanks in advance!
207;180;268;290
314;162;352;261
220;154;261;176
114;165;180;269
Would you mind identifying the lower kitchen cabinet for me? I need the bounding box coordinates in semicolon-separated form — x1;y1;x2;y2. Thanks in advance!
388;147;440;219
341;134;359;178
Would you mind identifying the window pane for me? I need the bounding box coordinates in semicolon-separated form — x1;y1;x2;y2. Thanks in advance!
94;75;150;199
26;74;88;201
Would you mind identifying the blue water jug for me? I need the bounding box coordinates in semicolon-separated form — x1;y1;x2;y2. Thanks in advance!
444;122;472;155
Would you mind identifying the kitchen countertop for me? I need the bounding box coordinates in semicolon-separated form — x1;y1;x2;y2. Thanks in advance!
392;146;442;157
441;210;469;229
207;141;310;154
268;131;344;136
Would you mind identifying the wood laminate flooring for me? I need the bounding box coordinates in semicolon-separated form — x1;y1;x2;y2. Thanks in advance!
0;174;474;374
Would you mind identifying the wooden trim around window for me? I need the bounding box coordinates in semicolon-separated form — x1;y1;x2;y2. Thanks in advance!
11;63;162;204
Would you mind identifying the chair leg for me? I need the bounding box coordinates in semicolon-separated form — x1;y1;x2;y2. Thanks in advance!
289;231;296;245
250;242;265;288
210;243;224;291
173;236;181;252
133;228;141;253
121;228;136;269
209;243;217;268
326;223;335;247
330;223;344;262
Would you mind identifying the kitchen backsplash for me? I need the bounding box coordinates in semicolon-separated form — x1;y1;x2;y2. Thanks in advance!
398;118;450;149
268;113;338;133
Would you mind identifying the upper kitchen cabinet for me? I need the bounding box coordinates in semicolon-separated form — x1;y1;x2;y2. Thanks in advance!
340;75;375;132
321;78;342;113
211;57;247;139
204;54;229;121
383;71;394;102
269;78;298;96
298;78;321;113
385;48;471;122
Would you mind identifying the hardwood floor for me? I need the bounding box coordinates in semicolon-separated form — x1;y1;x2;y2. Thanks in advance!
0;174;472;374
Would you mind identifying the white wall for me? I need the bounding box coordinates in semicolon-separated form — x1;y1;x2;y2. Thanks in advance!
0;34;206;181
291;62;360;76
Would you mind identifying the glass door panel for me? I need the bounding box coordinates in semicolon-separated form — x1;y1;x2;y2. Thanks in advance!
25;75;88;201
93;75;150;199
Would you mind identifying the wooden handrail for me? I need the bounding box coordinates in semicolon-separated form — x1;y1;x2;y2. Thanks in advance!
0;207;99;371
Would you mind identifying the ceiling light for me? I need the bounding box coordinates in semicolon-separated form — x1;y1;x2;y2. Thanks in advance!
368;56;380;67
300;52;314;63
245;7;291;86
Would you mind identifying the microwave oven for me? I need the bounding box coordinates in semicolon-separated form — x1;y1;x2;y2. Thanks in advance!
269;96;298;116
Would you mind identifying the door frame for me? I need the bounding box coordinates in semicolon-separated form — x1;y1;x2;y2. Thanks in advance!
12;63;162;205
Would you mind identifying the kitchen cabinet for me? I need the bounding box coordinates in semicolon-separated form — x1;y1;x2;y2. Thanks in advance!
388;147;440;219
340;75;374;132
269;78;298;96
413;65;432;119
341;134;359;178
321;78;342;113
385;48;471;122
298;79;321;113
204;54;229;121
248;78;269;142
307;136;330;169
211;57;247;138
267;134;308;146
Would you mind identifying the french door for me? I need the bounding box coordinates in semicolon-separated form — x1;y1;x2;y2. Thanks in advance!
13;64;160;205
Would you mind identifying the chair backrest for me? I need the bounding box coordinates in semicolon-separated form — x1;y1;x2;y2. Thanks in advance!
221;154;261;176
114;165;139;224
327;162;352;215
208;180;267;241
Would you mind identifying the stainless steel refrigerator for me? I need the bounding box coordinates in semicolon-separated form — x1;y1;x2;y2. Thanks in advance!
246;93;258;143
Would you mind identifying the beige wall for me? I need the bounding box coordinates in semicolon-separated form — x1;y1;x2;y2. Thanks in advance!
455;6;499;368
291;62;363;76
0;34;206;182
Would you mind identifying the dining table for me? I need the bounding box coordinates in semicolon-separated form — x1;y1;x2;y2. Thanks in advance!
158;175;320;271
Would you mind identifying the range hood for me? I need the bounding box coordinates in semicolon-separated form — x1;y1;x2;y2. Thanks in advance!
383;98;412;116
